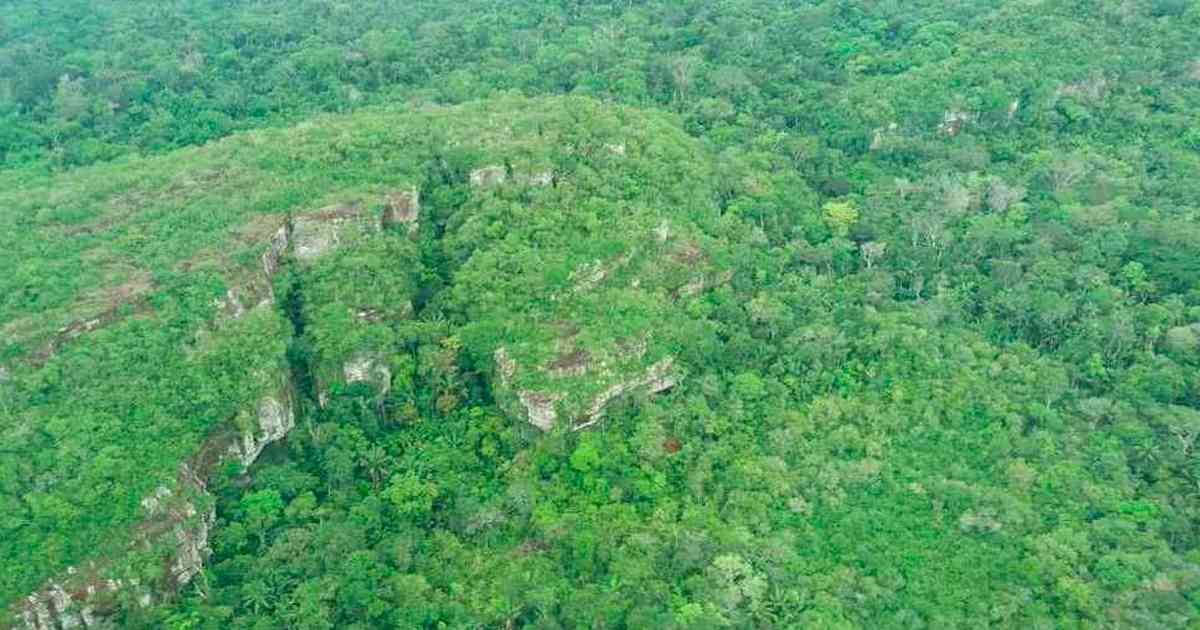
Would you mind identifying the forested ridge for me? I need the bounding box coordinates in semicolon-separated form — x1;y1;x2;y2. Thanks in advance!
1;1;1199;628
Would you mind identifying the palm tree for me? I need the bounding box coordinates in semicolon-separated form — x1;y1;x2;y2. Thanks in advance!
359;444;390;490
242;578;272;616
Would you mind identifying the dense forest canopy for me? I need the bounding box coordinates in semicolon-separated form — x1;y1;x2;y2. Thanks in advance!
1;0;1199;628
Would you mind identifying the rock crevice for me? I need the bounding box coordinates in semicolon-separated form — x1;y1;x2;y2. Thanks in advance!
12;200;386;629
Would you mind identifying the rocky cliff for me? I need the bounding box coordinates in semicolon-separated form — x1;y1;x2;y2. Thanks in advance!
8;202;390;629
3;97;731;625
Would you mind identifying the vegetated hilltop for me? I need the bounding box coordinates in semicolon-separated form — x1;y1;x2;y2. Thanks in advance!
1;0;1199;627
1;95;741;625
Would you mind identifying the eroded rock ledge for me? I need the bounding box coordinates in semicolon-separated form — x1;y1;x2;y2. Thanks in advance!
494;347;678;432
11;197;406;630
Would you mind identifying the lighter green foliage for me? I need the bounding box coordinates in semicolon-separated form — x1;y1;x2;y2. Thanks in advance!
822;200;859;237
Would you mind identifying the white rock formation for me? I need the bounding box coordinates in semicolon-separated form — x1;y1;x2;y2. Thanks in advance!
470;165;507;188
343;353;392;396
494;347;678;432
519;391;563;431
938;110;973;137
575;358;677;430
14;204;358;628
382;189;420;233
517;170;554;187
260;224;290;277
170;499;215;586
230;392;295;470
292;219;341;261
292;205;375;262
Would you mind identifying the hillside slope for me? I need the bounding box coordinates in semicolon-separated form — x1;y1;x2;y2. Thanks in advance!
1;95;737;625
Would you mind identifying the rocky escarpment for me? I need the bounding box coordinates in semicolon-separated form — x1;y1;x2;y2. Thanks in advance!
15;381;295;630
494;346;678;432
285;201;413;408
10;196;412;629
17;464;219;629
470;165;555;189
485;220;726;432
341;353;393;396
382;189;420;234
6;97;734;627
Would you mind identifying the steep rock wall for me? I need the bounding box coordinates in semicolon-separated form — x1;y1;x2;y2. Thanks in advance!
8;202;383;629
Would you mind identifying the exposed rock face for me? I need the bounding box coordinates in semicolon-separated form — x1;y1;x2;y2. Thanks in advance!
20;580;105;630
488;217;724;432
470;165;507;188
18;461;218;629
673;269;733;300
315;336;406;409
140;465;215;587
566;250;636;297
519;391;563;431
548;348;591;378
292;204;376;262
230;385;296;470
493;347;678;432
576;358;677;430
216;219;289;320
516;170;554;187
169;500;214;587
16;378;292;628
1056;75;1110;102
10;204;358;627
293;218;342;261
33;294;154;366
494;347;518;384
382;189;420;234
495;348;560;431
938;110;973;137
343;353;392;396
260;224;291;277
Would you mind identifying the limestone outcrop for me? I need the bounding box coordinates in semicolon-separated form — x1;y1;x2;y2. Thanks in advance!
18;461;216;629
574;358;677;430
342;353;392;397
515;170;554;187
219;220;289;319
292;203;378;262
469;165;507;188
937;110;974;137
229;377;296;470
382;189;421;234
11;202;380;629
493;346;679;432
483;213;728;433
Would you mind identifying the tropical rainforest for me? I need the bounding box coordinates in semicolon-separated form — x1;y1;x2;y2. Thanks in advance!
1;0;1199;628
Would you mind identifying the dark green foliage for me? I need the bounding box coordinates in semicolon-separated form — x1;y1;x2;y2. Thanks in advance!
3;0;1200;628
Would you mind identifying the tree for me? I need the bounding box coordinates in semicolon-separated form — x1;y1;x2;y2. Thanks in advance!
241;490;284;549
822;200;859;238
